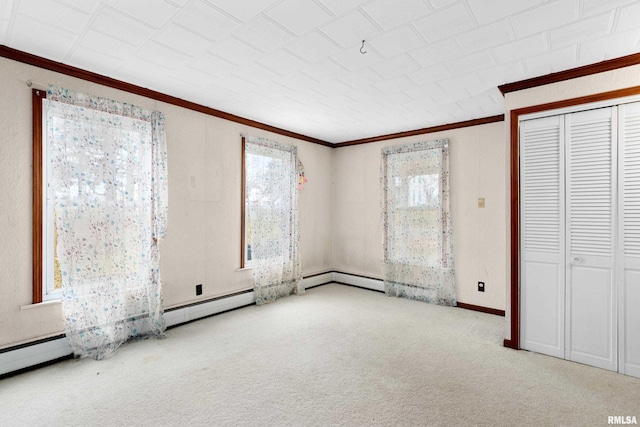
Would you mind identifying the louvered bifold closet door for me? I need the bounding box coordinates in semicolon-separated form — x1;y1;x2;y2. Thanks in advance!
619;102;640;378
520;115;565;358
565;107;617;371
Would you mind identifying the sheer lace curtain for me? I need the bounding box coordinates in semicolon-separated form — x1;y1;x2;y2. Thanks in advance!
245;136;303;305
47;85;168;359
381;139;456;306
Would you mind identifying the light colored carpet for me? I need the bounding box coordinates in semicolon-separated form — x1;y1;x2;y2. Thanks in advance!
1;283;638;426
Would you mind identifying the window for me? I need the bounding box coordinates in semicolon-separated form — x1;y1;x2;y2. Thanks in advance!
32;85;167;357
381;139;456;306
385;153;443;267
240;135;302;304
241;136;295;268
32;87;167;305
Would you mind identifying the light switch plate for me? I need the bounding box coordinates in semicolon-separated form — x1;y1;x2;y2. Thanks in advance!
478;197;485;208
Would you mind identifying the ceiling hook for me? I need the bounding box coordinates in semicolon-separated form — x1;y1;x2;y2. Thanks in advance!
360;40;367;54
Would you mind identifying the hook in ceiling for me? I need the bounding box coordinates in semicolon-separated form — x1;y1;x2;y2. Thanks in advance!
360;40;367;54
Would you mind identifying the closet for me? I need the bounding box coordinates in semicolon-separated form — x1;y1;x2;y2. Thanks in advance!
520;99;640;378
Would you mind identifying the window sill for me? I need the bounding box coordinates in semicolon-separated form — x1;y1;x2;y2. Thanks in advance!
20;299;61;311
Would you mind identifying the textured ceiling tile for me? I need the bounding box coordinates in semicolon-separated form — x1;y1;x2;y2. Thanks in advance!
211;0;279;21
446;49;496;74
438;73;482;94
18;0;90;33
233;16;294;52
285;31;342;62
331;46;383;70
549;13;611;49
407;64;452;86
155;24;214;56
370;54;419;79
362;0;431;30
208;37;264;66
521;45;576;75
409;38;461;67
0;21;7;44
174;0;240;41
257;49;308;73
413;3;477;42
168;65;222;88
475;60;527;87
309;79;353;97
428;0;458;8
369;25;424;58
0;0;13;20
316;0;363;15
214;75;259;94
320;10;381;48
236;65;282;86
120;57;167;81
56;0;102;13
69;46;124;74
266;0;334;35
616;2;640;32
429;83;468;105
455;19;513;53
275;71;319;91
339;68;384;89
185;53;239;78
493;33;547;63
136;41;192;68
92;7;155;46
579;29;640;62
467;0;543;25
299;59;347;81
510;0;578;38
9;15;77;57
105;0;179;28
78;30;137;60
373;76;418;93
582;0;638;16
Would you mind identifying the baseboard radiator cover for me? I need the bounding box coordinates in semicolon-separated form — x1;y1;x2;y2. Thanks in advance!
1;272;502;376
0;273;334;377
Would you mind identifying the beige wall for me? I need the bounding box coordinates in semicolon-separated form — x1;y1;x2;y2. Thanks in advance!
502;64;640;340
332;122;508;311
9;55;635;349
0;57;333;349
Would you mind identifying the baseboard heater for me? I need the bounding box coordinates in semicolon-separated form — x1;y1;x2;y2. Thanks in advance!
0;272;333;377
0;271;502;377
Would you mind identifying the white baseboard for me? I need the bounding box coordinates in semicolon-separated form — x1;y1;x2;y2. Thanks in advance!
0;336;71;376
0;273;335;376
333;272;384;292
165;291;256;328
304;272;334;289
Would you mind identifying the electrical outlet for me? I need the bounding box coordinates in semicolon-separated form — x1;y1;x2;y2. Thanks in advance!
196;284;202;296
478;281;485;292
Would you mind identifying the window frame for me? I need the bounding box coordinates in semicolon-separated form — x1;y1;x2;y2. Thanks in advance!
240;136;297;269
32;88;46;303
32;88;157;302
382;145;447;268
240;136;248;268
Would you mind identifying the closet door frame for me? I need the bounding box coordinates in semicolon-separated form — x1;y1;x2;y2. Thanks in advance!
507;88;640;353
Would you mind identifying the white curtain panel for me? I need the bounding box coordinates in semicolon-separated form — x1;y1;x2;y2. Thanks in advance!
47;85;168;359
245;136;303;305
381;139;456;306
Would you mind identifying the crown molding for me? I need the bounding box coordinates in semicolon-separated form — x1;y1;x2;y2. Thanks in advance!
498;52;640;95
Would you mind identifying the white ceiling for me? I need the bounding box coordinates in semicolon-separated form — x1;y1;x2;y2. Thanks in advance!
2;0;640;143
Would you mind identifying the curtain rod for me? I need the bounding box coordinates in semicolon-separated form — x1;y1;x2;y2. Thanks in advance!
26;80;47;90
